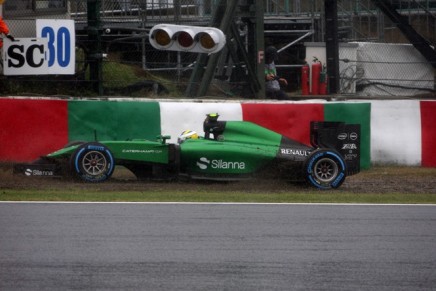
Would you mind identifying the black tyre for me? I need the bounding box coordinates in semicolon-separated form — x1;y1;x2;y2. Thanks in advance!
70;143;115;182
304;149;346;189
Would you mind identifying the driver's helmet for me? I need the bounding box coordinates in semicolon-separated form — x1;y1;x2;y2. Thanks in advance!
178;130;199;143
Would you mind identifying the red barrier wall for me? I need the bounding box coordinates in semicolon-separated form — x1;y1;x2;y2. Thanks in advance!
241;103;324;146
0;99;68;162
421;101;436;167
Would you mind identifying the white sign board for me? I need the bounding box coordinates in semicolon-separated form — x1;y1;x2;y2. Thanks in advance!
36;19;75;75
2;19;76;76
3;38;49;76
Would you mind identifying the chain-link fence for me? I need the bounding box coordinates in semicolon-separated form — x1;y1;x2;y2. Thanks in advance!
1;0;435;98
336;0;436;97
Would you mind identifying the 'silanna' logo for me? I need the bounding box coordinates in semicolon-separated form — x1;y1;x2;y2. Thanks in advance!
197;157;210;170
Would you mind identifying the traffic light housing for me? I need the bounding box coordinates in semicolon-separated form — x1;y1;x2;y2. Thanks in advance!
149;24;226;54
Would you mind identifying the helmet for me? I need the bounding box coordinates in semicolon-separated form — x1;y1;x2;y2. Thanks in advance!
178;130;199;143
206;113;219;122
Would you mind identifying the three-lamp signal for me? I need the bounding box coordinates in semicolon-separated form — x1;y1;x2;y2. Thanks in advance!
149;24;226;54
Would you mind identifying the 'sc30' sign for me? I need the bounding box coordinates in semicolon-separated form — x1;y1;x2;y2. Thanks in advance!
2;19;75;76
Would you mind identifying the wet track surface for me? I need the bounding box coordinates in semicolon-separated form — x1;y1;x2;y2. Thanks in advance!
1;203;435;290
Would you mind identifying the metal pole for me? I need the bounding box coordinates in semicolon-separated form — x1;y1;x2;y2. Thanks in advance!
87;0;103;95
243;0;265;98
185;0;228;97
254;0;265;99
277;30;314;53
196;0;240;96
324;0;340;94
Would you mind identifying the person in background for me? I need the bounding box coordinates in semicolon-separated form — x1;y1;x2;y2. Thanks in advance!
0;0;14;75
0;0;9;75
0;15;14;49
265;46;288;100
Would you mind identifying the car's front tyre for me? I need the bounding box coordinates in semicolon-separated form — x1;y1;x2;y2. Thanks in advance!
304;149;346;189
70;143;115;182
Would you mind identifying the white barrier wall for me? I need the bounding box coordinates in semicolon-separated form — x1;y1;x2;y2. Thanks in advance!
370;100;422;165
160;102;243;143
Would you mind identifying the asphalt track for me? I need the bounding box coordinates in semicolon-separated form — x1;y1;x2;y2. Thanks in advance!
0;203;435;290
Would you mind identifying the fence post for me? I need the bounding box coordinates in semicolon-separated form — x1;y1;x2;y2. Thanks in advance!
87;0;103;95
325;0;340;94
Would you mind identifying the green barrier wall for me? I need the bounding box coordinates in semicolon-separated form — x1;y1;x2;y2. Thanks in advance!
68;101;161;142
324;103;371;169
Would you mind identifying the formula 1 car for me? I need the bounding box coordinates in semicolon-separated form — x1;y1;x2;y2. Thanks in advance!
14;114;361;189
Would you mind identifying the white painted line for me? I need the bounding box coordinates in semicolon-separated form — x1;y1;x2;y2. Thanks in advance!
0;201;435;206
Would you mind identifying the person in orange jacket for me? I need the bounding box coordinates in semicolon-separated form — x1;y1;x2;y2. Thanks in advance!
0;15;14;48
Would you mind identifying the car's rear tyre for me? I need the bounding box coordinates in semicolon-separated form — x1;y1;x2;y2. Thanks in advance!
304;149;346;189
70;143;115;182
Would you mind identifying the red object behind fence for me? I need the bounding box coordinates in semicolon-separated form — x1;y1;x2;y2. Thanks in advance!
311;60;321;95
301;64;310;95
319;68;328;95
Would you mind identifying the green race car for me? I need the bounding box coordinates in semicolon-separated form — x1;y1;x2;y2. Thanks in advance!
14;113;361;189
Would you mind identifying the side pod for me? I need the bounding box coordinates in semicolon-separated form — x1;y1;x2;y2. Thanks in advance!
310;121;361;176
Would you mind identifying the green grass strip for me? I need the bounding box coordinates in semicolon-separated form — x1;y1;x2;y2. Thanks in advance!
1;190;435;204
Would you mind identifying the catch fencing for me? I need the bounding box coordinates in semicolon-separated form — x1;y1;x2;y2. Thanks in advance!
1;0;435;98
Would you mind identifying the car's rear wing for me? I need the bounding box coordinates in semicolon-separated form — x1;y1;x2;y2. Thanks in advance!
310;121;361;176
